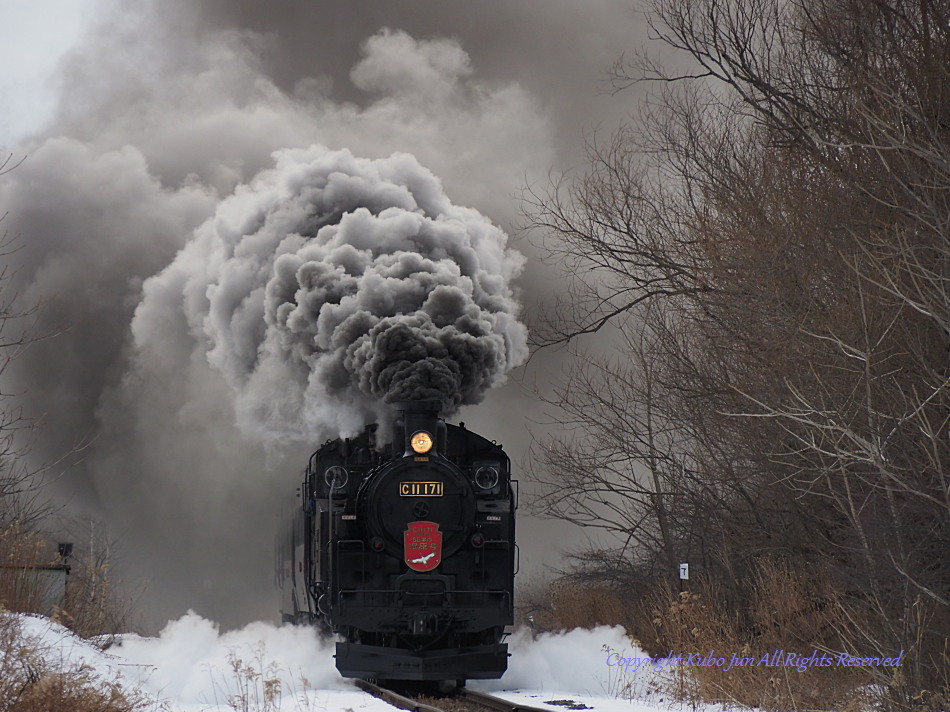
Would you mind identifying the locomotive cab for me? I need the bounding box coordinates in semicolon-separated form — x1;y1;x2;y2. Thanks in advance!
277;399;516;683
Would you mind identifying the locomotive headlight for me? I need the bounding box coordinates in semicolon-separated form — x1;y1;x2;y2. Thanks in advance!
410;431;434;454
474;466;499;490
324;465;348;488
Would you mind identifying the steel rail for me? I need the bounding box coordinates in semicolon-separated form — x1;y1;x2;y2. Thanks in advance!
354;678;557;712
353;679;447;712
460;688;532;712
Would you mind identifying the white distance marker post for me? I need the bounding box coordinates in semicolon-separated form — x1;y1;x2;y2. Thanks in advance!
679;562;689;592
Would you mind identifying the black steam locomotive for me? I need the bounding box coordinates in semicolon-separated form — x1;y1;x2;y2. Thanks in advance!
275;400;517;684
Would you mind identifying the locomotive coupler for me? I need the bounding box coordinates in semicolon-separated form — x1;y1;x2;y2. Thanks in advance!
411;611;439;636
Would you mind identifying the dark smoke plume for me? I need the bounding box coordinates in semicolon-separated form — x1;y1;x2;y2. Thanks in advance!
1;14;552;627
133;146;528;443
0;0;646;626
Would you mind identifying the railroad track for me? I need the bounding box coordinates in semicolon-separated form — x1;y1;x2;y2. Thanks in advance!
354;678;578;712
461;688;565;712
353;679;446;712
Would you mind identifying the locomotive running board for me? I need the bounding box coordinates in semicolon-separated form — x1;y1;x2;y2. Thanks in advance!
335;641;508;681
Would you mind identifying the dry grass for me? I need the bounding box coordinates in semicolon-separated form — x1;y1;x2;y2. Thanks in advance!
0;525;57;616
0;611;153;712
0;522;151;712
1;522;139;640
636;560;869;711
524;559;946;711
516;574;633;633
204;644;325;712
57;550;138;641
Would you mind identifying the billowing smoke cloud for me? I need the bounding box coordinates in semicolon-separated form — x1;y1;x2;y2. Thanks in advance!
0;2;565;628
133;146;528;443
0;0;654;630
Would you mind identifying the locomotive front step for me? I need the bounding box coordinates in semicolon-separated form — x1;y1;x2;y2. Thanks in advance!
335;641;509;681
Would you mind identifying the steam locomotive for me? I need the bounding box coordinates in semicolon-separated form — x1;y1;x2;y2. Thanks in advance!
275;400;517;684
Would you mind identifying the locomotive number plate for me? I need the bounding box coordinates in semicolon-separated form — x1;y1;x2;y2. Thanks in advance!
399;481;443;497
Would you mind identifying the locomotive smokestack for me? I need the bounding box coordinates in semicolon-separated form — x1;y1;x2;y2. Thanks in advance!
392;400;446;456
392;400;442;416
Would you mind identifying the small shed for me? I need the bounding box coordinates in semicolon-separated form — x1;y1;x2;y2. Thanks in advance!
0;544;72;616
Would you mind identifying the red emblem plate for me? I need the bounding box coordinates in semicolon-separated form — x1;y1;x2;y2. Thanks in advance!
404;521;442;571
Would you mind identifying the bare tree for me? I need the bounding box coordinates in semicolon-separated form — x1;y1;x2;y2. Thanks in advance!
527;0;949;703
528;307;687;581
0;157;56;533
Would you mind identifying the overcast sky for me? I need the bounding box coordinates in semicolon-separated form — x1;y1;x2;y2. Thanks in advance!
3;1;647;164
0;1;652;629
0;0;96;143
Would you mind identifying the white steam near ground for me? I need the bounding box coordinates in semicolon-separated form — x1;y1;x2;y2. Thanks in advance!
13;612;680;712
1;0;647;629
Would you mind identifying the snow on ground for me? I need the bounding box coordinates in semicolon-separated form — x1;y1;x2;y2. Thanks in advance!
6;612;722;712
472;626;724;712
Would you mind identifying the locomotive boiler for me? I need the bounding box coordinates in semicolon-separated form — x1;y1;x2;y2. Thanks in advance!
275;400;517;684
